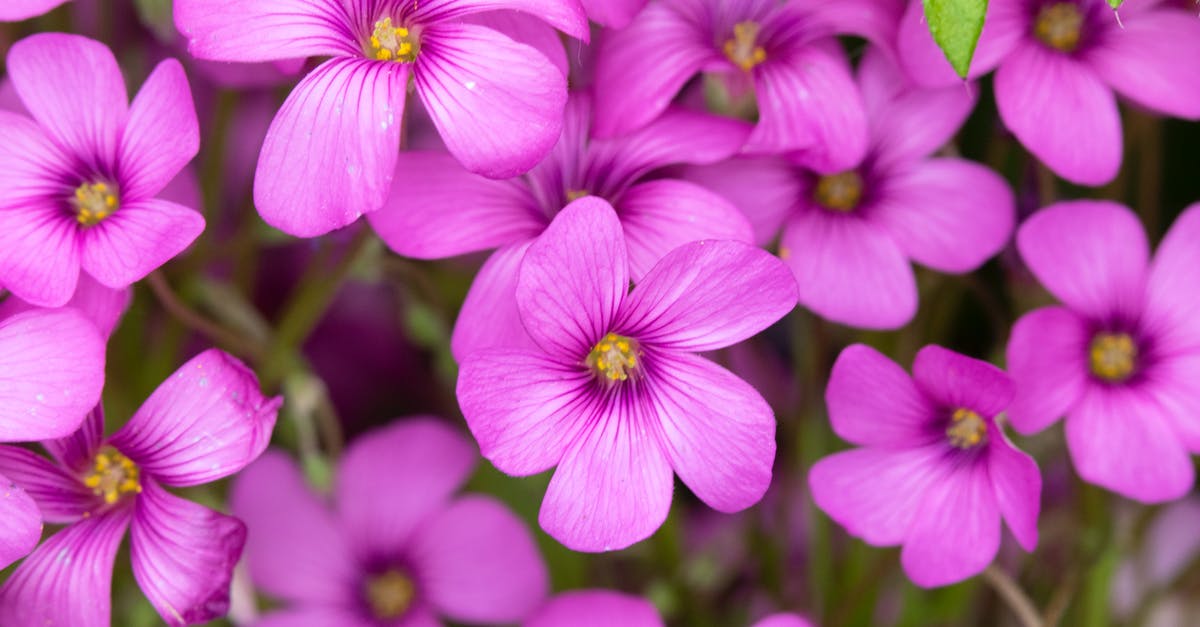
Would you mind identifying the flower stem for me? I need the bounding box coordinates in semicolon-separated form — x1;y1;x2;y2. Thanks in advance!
147;270;264;362
982;564;1043;627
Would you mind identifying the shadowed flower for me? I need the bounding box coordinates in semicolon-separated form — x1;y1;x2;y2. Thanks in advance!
457;197;797;551
0;350;281;626
1008;200;1200;502
752;614;815;627
174;0;589;237
0;0;68;21
527;590;664;627
810;344;1041;587
231;418;547;626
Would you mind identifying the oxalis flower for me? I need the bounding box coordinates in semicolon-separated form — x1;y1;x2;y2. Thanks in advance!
0;0;68;21
1008;200;1200;502
231;418;547;626
0;349;281;626
809;344;1041;587
527;590;664;627
0;33;204;307
174;0;589;237
367;92;754;360
457;197;798;551
895;0;1200;185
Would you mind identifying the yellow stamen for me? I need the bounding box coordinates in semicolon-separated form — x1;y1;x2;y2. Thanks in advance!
723;21;768;72
1089;332;1136;381
366;570;415;620
586;332;641;382
81;446;141;506
946;408;987;449
1034;3;1085;52
368;17;419;62
813;171;864;212
566;189;591;202
71;181;119;226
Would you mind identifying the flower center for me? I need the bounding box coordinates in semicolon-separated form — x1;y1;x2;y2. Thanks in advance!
566;189;591;202
368;17;419;62
365;570;415;620
586;333;640;382
1089;332;1136;381
82;446;141;505
723;21;767;71
1034;2;1084;52
946;408;987;449
71;181;119;226
814;171;864;212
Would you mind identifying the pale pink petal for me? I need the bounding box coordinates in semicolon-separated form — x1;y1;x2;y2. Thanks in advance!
367;151;543;259
1145;203;1200;351
0;0;68;20
1005;307;1091;435
896;0;1025;86
465;10;569;76
676;157;802;246
516;197;628;357
901;459;1000;587
0;203;81;307
109;349;281;486
619;240;797;351
0;446;92;523
0;308;105;441
986;434;1041;552
826;344;937;447
450;241;537;361
255;58;407;237
912;345;1015;418
1016;200;1148;321
416;23;566;179
118;59;200;200
995;42;1122;186
174;0;356;62
411;0;590;40
582;0;647;27
80;198;205;288
0;477;40;569
1088;9;1200;120
409;495;547;622
527;590;664;627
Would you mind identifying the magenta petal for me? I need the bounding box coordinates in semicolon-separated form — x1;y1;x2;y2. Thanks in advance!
1148;353;1200;454
130;479;245;626
1088;9;1200;120
411;0;590;41
255;58;407;237
335;418;476;557
465;10;569;77
0;446;92;523
0;203;82;307
986;435;1041;553
1145;203;1200;351
752;614;815;627
826;344;937;447
900;460;1000;587
174;0;356;62
0;308;105;441
620;240;797;351
1005;307;1090;435
517;197;628;357
1016;200;1148;321
582;0;647;27
450;241;537;361
0;274;130;339
912;345;1014;418
416;23;566;179
229;452;357;606
872;159;1014;273
995;43;1122;186
254;609;376;627
0;110;72;200
598;108;752;185
0;510;131;627
651;352;775;512
43;408;104;472
864;72;978;170
895;0;1024;86
109;349;281;486
1065;383;1194;503
409;495;547;622
676;157;802;246
80;198;204;288
118;59;200;200
527;590;664;627
0;476;40;570
0;0;68;20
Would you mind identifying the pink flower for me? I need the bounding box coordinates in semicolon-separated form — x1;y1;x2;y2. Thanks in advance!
0;276;130;339
0;0;68;21
527;590;664;627
0;350;281;626
367;93;753;360
0;34;204;307
809;344;1041;587
457;197;797;551
581;0;648;27
753;614;815;627
896;0;1200;185
682;50;1014;329
174;0;589;237
1007;200;1200;502
231;418;547;626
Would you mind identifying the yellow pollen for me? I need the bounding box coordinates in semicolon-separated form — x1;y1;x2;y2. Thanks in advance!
1034;3;1085;52
586;332;640;382
1089;332;1136;381
946;408;987;449
723;21;768;72
82;446;141;505
566;189;591;202
366;571;415;620
71;181;119;226
814;171;864;212
368;17;418;62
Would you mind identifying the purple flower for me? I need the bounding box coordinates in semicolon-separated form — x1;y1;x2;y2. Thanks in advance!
174;0;589;237
368;93;754;360
0;0;68;21
457;197;797;551
896;0;1200;185
527;590;664;627
0;349;281;626
682;50;1014;329
752;614;815;627
809;344;1041;587
0;306;105;570
1007;200;1200;502
0;33;204;307
231;418;547;626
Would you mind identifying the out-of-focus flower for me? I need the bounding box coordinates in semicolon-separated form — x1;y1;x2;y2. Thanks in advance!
896;0;1200;185
0;349;281;626
810;344;1041;587
527;590;664;627
232;417;547;626
1008;201;1200;502
0;34;204;307
368;92;753;360
457;198;797;551
683;50;1013;329
0;0;68;21
752;613;815;627
582;0;649;27
174;0;589;237
1112;497;1200;624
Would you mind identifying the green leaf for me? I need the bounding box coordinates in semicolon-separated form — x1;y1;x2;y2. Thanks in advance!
1107;0;1123;8
923;0;989;79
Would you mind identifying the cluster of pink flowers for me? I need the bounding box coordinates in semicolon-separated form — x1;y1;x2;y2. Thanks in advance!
0;0;1199;623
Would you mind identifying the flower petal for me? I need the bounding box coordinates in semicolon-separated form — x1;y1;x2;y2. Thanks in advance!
1145;203;1200;352
80;198;205;288
986;434;1041;552
895;0;1025;86
174;0;356;61
450;241;538;361
411;0;590;40
416;23;566;179
0;476;40;570
1146;352;1200;454
900;459;1000;587
109;349;281;486
862;68;978;171
912;345;1015;418
0;274;131;339
255;58;408;237
464;10;569;76
253;609;376;627
1087;8;1200;120
1005;307;1091;435
0;0;68;20
826;344;937;447
676;157;802;246
595;107;752;186
118;59;200;201
0;110;72;201
752;614;815;627
0;202;82;308
527;590;664;627
581;0;647;27
43;408;105;473
0;446;93;523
